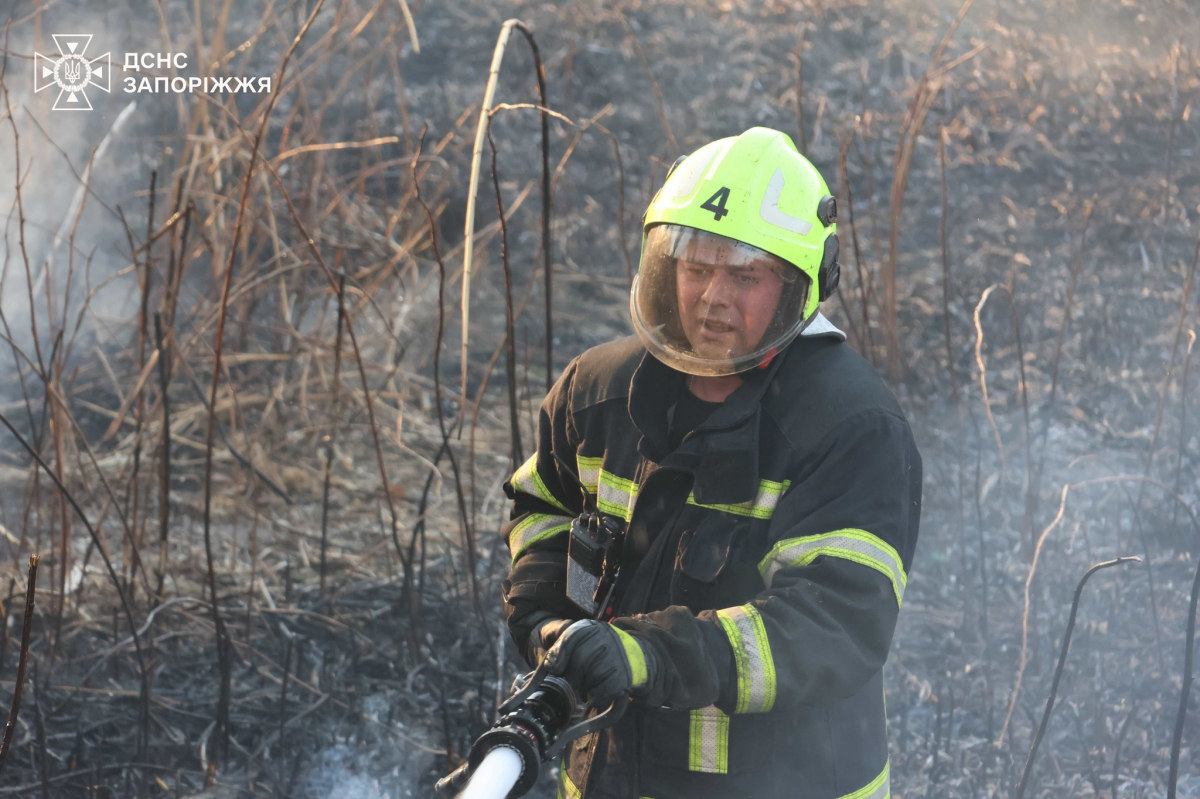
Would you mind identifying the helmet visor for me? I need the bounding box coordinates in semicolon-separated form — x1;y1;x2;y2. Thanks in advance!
631;224;812;376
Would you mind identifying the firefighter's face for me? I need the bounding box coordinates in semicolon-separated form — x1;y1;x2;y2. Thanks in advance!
674;236;785;361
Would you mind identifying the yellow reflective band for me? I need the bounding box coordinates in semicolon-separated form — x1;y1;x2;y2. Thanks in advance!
840;759;890;799
558;763;582;799
576;454;601;495
610;626;647;687
686;478;791;520
507;513;572;561
571;462;638;522
510;454;571;514
596;469;638;522
688;706;729;773
715;604;776;714
758;529;907;606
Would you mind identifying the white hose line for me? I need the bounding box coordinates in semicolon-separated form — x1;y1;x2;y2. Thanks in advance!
457;746;524;799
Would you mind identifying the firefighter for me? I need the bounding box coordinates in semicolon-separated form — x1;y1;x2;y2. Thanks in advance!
500;127;921;799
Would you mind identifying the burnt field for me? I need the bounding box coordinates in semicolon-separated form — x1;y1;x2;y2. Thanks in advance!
0;0;1199;796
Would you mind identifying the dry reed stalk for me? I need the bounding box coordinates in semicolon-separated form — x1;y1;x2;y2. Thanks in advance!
153;313;171;603
972;284;1032;483
258;133;415;635
0;410;147;690
1044;197;1097;412
1161;42;1181;223
1111;699;1139;798
199;0;325;763
599;123;633;288
1119;482;1166;673
0;555;38;778
999;474;1200;748
170;346;292;503
544;105;632;286
1135;239;1198;503
31;662;48;799
881;0;978;380
319;272;348;599
837;121;876;364
275;633;292;799
1171;329;1196;527
938;128;959;407
34;383;151;597
938;127;975;636
2;94;45;379
1168;540;1200;799
131;168;158;568
461;19;553;405
613;8;678;158
969;413;995;743
47;390;70;662
1022;196;1097;555
488;124;524;469
793;20;809;156
414;128;482;616
1013;557;1139;799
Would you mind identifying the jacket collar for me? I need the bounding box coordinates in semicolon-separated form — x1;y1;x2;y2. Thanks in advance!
627;341;790;506
624;313;844;506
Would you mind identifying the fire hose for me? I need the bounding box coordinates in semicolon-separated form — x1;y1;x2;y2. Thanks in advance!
437;454;628;798
434;658;627;799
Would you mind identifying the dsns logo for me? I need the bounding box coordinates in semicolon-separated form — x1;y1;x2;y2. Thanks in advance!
34;34;110;111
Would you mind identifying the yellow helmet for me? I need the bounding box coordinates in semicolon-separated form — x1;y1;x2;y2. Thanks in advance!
631;127;840;376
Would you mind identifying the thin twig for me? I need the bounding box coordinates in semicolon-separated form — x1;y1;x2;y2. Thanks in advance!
319;273;347;599
999;474;1200;746
1168;541;1200;799
613;8;678;157
0;555;38;777
257;136;413;622
938;128;959;406
1012;557;1139;799
793;19;809;156
414;127;482;617
1111;699;1138;798
171;338;293;504
1024;196;1096;548
199;0;325;762
0;413;146;677
153;313;171;603
488;122;524;468
882;0;976;379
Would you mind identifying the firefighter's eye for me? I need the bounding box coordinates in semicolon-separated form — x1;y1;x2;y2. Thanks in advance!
680;263;715;281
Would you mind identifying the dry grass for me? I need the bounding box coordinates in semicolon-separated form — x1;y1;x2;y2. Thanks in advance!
0;0;1197;796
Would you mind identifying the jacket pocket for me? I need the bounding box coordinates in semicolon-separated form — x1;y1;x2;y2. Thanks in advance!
670;518;747;610
641;705;778;776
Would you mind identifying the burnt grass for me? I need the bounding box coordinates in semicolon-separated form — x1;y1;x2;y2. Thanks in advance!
1;0;1199;796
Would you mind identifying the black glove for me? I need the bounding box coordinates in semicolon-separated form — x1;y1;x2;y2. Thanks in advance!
524;612;570;666
542;619;661;709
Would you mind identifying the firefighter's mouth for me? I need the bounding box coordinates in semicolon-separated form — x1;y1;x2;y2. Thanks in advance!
700;319;736;335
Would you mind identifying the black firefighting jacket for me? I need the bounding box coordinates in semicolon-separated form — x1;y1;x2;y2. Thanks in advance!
500;316;921;799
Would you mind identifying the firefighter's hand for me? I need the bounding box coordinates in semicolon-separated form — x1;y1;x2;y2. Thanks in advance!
542;619;659;709
530;617;573;663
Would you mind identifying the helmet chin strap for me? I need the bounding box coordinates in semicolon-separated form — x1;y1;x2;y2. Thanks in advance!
755;347;779;369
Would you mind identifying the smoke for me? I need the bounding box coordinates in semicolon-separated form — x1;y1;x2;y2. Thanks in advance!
0;5;177;403
297;693;436;799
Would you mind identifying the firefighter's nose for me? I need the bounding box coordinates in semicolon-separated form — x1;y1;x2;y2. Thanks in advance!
700;269;734;307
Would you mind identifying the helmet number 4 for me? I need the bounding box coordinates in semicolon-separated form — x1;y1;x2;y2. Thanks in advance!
700;187;731;221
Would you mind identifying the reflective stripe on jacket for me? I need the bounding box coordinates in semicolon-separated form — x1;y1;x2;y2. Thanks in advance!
501;320;921;799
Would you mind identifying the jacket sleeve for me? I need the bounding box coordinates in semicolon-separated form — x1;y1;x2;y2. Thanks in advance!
500;359;587;664
615;408;921;713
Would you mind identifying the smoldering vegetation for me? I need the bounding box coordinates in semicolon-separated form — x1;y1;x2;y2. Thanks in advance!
0;0;1198;796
